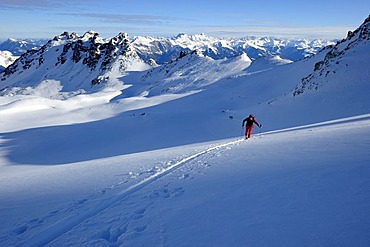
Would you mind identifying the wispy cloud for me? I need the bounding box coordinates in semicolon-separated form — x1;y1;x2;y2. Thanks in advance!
0;0;47;10
0;0;96;10
186;24;354;40
48;23;353;40
241;18;287;27
62;13;194;26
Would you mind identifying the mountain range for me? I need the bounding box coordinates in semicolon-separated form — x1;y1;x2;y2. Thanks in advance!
0;33;335;94
0;38;47;56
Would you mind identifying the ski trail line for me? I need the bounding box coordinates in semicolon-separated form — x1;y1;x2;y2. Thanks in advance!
258;113;370;136
19;138;244;247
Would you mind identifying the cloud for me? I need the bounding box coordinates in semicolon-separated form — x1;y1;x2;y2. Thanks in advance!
186;24;354;40
0;0;96;10
48;23;353;40
62;13;194;26
0;0;49;10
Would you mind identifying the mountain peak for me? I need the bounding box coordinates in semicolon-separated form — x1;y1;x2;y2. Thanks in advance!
82;30;100;41
110;32;129;46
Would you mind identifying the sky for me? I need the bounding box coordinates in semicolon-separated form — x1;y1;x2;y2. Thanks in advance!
0;0;369;40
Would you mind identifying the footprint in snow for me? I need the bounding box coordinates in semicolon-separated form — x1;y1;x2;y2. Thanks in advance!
12;225;28;235
149;186;185;199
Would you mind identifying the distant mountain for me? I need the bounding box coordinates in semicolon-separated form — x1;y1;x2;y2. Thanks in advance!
0;38;46;72
0;38;46;56
132;33;335;64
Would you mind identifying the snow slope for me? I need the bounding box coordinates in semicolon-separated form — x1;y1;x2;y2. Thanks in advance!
0;116;369;246
0;16;369;247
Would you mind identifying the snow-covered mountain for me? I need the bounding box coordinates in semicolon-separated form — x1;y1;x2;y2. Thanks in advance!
132;33;334;63
133;51;253;96
0;31;150;95
0;38;46;56
0;34;332;64
0;32;334;97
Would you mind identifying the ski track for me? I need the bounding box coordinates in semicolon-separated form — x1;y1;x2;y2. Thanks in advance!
261;113;370;136
12;138;244;247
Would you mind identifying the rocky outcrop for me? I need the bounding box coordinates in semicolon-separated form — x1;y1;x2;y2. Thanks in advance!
293;15;370;96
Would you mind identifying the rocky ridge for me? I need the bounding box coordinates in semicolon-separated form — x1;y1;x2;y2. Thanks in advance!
293;15;370;96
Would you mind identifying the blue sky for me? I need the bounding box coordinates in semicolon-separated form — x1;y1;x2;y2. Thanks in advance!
0;0;369;40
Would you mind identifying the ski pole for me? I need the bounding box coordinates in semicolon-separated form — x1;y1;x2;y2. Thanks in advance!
258;125;262;137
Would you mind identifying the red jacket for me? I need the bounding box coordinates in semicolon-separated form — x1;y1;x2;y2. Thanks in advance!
242;116;260;127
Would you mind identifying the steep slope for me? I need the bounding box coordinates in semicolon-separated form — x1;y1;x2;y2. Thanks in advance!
293;15;370;96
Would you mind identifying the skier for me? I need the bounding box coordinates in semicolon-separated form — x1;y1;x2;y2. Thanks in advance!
242;114;262;139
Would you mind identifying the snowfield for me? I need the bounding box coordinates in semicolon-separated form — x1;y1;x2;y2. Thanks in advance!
0;115;369;246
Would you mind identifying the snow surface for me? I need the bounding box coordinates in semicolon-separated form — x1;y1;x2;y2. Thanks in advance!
0;20;370;246
0;116;369;246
